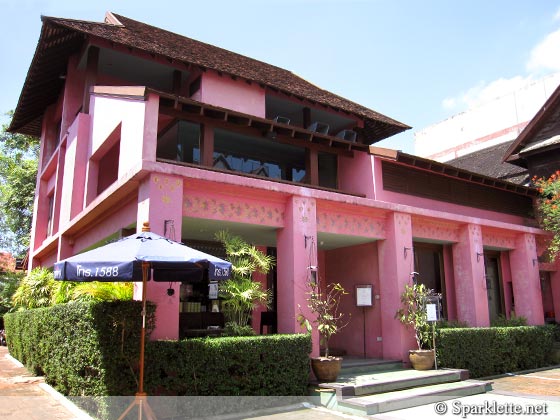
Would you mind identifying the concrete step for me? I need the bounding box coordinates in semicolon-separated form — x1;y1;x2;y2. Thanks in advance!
329;368;469;397
339;358;403;376
337;380;492;416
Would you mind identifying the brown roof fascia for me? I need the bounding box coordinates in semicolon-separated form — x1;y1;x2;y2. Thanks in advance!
368;145;399;159
503;83;560;163
395;151;537;197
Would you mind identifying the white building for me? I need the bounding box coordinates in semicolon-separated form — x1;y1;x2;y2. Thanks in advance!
415;72;560;162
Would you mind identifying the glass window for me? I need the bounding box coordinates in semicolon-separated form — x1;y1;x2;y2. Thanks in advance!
213;129;306;182
157;120;200;164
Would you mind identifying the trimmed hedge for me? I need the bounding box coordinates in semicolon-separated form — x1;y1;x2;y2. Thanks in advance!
145;334;312;396
437;325;556;378
4;301;312;398
4;300;154;395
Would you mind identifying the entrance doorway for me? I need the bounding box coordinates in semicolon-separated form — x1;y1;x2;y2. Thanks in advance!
413;242;446;319
484;253;505;323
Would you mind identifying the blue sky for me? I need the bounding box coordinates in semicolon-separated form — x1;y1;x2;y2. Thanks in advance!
2;0;560;153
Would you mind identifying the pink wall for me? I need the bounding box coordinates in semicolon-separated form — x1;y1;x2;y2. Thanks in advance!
137;173;185;340
338;152;375;198
378;212;416;362
510;234;544;325
200;71;265;118
551;270;560;323
276;197;320;355
443;245;457;320
327;242;382;358
373;157;529;226
452;224;489;327
500;252;514;318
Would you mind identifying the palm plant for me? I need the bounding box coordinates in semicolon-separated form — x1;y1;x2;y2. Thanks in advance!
11;267;55;309
215;230;273;328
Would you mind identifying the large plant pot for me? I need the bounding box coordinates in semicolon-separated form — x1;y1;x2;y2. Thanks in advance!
311;356;343;382
409;349;435;370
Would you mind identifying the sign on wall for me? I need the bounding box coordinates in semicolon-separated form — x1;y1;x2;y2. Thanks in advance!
356;284;373;307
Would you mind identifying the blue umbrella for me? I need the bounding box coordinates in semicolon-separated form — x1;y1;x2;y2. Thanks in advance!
53;230;231;282
54;222;232;419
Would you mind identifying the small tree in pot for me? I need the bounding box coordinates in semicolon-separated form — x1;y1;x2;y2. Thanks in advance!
395;281;439;370
298;277;350;381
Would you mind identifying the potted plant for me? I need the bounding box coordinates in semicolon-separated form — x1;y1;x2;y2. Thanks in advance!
395;281;438;370
298;278;350;382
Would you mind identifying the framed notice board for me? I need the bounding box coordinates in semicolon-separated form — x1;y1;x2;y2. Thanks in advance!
356;284;373;307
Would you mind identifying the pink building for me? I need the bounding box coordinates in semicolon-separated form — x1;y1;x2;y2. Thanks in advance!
9;12;559;363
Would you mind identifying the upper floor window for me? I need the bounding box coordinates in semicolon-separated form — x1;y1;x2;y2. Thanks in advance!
213;129;306;182
157;120;201;164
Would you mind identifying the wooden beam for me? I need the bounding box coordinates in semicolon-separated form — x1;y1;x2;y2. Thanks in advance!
82;46;99;114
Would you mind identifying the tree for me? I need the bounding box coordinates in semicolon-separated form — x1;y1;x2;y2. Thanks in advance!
533;171;560;261
214;230;273;328
0;111;39;256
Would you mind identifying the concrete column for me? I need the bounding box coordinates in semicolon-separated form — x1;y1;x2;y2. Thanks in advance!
551;270;560;323
452;224;489;326
136;173;184;340
378;212;416;362
510;233;544;325
276;196;319;355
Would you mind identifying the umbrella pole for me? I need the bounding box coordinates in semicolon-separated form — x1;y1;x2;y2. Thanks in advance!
117;261;157;420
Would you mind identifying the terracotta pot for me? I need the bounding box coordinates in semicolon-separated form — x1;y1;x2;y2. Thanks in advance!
311;356;343;382
409;349;435;370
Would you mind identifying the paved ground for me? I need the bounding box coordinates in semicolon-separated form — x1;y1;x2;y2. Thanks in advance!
1;344;559;419
0;346;87;419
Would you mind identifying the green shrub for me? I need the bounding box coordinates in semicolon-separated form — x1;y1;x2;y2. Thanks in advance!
437;325;555;377
4;302;311;398
222;321;257;337
4;300;155;395
490;314;527;327
436;319;469;329
144;334;311;396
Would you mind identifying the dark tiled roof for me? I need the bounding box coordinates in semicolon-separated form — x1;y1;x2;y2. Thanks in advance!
446;141;530;185
504;83;560;165
9;13;410;141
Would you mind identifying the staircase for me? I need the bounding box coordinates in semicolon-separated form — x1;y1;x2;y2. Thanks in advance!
310;359;492;416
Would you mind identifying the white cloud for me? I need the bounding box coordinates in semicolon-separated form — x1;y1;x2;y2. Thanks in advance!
442;76;534;111
442;18;560;112
527;28;560;72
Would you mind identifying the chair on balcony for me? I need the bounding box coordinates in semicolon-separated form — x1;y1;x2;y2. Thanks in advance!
307;121;329;135
336;129;357;142
273;116;291;125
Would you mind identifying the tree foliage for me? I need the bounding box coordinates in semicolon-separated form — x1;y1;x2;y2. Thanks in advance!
533;171;560;261
0;112;39;256
12;267;133;310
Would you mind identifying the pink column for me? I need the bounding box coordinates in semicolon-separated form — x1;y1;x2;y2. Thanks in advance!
136;173;184;340
276;196;319;355
510;233;544;325
551;270;560;323
452;224;489;326
378;212;416;362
